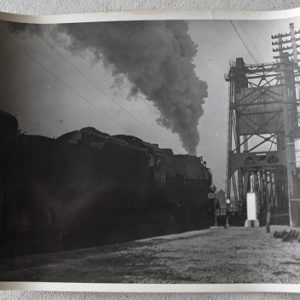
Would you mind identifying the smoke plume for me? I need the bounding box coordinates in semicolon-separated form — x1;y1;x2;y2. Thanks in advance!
10;21;208;155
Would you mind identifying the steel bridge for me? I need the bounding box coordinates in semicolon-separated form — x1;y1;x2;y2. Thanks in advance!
225;23;300;227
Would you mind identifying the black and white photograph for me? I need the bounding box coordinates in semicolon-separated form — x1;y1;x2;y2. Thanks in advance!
1;14;300;286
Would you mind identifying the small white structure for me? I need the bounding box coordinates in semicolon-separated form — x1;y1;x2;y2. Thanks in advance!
244;192;259;227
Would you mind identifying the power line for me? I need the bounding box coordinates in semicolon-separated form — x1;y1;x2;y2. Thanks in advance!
230;20;258;64
34;33;175;149
0;30;134;135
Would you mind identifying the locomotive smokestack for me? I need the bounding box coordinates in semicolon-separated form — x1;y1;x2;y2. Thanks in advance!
9;21;208;155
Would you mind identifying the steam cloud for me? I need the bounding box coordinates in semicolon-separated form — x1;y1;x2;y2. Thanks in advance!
10;21;208;155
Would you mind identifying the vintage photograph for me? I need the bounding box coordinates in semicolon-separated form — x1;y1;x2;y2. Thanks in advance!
1;15;300;284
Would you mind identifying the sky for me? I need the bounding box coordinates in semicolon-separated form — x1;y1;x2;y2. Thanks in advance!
1;17;300;189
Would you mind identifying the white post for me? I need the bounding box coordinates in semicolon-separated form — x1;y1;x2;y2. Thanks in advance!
244;192;259;227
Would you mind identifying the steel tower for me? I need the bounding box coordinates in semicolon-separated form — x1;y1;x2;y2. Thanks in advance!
225;23;300;226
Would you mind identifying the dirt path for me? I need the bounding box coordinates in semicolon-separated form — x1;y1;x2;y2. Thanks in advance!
1;226;300;283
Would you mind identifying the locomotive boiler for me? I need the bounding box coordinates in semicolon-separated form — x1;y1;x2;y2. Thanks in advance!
0;110;214;257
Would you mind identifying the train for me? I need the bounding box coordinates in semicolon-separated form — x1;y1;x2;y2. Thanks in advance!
0;110;214;257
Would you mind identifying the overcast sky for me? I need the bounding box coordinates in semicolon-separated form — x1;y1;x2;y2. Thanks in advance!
1;17;300;189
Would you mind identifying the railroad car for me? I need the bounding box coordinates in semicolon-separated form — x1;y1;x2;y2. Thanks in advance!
0;111;214;257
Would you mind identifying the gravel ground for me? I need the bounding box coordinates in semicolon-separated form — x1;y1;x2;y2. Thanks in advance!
1;225;300;283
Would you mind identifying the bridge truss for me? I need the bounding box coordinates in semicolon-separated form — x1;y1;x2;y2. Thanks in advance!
225;23;300;226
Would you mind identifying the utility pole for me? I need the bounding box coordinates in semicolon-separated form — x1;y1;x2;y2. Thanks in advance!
272;23;300;227
225;23;300;227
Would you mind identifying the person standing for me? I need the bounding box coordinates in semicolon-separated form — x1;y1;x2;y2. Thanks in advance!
214;197;220;226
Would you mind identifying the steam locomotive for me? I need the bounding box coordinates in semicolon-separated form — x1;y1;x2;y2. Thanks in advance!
0;110;214;257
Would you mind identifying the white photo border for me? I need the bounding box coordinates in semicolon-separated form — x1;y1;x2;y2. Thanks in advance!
1;8;300;293
0;8;300;24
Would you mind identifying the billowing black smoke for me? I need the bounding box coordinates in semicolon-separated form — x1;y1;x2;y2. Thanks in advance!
9;21;208;155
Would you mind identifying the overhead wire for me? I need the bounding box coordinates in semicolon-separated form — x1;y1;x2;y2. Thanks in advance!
34;32;175;148
230;20;258;64
0;29;132;134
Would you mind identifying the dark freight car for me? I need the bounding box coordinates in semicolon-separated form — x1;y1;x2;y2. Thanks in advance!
0;111;214;257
